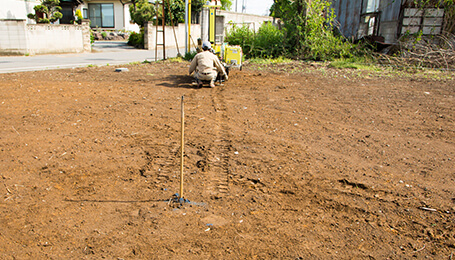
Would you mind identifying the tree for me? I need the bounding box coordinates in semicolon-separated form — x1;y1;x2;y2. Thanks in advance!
129;0;156;27
27;0;63;24
220;0;233;11
130;0;208;27
269;0;291;18
269;0;354;60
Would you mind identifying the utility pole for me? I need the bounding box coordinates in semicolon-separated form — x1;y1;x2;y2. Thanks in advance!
185;0;188;53
185;0;190;53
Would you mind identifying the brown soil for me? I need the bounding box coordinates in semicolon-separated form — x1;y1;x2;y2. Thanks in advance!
0;61;454;259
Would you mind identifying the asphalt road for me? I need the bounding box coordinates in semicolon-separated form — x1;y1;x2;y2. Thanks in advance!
0;41;183;74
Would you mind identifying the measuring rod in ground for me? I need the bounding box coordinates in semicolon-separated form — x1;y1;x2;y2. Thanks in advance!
180;95;185;199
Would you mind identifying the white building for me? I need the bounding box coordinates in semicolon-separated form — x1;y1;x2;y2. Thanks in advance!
1;0;140;32
1;0;41;22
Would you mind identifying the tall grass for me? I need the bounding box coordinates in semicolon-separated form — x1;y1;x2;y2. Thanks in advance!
225;24;255;57
226;22;285;59
251;23;286;58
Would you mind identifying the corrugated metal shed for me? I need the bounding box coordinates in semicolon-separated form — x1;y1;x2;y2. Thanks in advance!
331;0;445;44
331;0;362;39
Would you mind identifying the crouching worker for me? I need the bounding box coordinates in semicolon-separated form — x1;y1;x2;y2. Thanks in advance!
189;41;228;88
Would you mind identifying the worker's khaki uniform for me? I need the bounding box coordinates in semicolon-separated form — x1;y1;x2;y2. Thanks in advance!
189;51;227;84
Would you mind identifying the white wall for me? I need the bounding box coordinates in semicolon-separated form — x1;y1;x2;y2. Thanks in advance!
145;22;202;54
218;10;275;33
0;20;91;55
124;3;140;33
1;0;40;23
0;19;28;55
26;24;85;54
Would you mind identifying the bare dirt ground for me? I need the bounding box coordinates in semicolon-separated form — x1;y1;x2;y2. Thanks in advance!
0;61;454;259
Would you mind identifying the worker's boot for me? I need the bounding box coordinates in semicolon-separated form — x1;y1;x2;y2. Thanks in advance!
196;79;203;88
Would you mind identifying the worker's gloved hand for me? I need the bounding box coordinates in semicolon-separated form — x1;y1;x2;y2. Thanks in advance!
225;75;228;81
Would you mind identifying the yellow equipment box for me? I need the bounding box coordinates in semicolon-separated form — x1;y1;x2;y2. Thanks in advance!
224;45;243;67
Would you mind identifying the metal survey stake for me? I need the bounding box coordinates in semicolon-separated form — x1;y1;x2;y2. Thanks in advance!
180;96;185;199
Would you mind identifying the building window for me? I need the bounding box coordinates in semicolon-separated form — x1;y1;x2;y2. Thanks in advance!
83;8;88;19
88;3;114;28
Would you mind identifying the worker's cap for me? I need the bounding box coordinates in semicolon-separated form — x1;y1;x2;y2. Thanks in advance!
202;41;211;50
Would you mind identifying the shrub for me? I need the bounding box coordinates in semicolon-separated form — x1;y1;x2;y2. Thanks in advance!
226;22;286;59
251;23;285;58
75;9;83;24
90;30;95;44
27;0;63;24
183;51;197;61
225;23;255;58
129;0;156;27
127;30;144;48
302;0;354;60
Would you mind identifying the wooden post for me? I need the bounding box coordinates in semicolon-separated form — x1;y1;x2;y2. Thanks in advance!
180;96;185;198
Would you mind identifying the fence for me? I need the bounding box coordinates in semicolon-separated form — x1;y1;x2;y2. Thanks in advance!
0;19;91;55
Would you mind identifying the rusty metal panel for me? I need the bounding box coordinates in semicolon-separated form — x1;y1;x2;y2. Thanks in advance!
332;0;362;38
378;0;402;22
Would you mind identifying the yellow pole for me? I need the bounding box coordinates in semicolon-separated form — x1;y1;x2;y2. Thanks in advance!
188;0;191;53
180;96;184;199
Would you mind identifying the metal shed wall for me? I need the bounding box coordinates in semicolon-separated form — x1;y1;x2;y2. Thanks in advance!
331;0;363;39
377;0;403;43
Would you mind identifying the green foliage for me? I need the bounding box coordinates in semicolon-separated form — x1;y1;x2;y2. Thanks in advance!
163;0;185;24
248;57;292;64
168;56;184;62
220;0;233;11
127;30;144;48
277;0;307;57
90;30;95;44
130;0;207;27
269;0;357;61
270;0;293;19
225;23;254;57
226;22;286;58
129;0;156;27
303;0;353;60
27;0;62;24
74;9;83;24
251;22;286;58
183;50;197;61
328;57;377;70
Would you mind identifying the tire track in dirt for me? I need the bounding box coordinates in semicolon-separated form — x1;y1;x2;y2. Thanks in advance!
206;86;232;199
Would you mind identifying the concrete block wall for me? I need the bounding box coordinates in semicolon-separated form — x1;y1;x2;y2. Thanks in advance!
0;19;91;55
0;19;28;55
